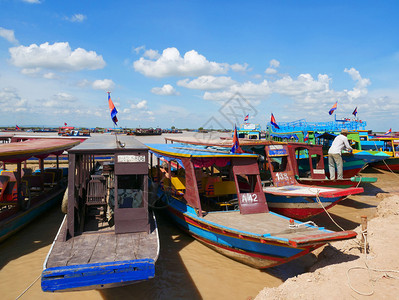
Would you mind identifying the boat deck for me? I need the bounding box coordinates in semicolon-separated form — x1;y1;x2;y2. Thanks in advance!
203;210;353;242
46;214;158;268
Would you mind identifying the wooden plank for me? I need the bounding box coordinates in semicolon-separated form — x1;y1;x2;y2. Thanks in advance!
90;233;117;264
67;234;99;265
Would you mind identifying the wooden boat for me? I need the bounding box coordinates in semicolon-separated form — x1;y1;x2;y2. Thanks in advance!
367;137;399;172
41;135;159;292
0;138;80;242
147;143;356;269
262;144;364;219
164;138;367;218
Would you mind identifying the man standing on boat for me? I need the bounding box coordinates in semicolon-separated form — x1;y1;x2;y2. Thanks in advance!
328;129;353;180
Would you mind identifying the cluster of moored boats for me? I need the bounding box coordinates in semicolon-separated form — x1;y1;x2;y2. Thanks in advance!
0;123;396;292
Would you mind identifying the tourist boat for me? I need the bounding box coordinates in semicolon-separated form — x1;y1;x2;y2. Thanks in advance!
130;128;162;136
367;137;399;172
41;135;159;292
262;143;364;219
267;119;389;177
147;143;357;269
0;138;80;242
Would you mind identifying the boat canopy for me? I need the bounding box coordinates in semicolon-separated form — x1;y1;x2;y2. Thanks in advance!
0;138;80;163
314;132;337;140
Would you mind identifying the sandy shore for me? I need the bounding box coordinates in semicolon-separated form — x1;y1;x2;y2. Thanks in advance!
255;178;399;299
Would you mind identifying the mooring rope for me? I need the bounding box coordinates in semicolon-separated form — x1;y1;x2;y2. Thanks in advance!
15;274;41;300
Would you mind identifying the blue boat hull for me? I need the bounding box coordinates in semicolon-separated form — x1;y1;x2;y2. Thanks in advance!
41;259;155;292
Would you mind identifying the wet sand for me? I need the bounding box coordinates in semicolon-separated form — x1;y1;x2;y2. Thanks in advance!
1;132;398;299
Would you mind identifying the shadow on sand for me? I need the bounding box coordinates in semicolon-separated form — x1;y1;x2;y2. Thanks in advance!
0;205;64;270
100;210;202;300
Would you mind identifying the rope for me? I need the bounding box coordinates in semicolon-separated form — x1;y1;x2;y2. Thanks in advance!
346;230;399;296
372;140;399;179
15;274;41;300
311;189;345;231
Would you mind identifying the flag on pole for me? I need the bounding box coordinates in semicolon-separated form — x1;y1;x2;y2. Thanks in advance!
16;125;20;130
64;122;67;126
108;92;118;126
329;101;338;115
352;107;357;117
270;113;280;129
231;125;243;153
304;132;309;142
244;114;249;122
384;128;392;135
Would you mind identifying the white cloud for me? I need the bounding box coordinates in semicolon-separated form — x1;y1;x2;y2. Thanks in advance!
92;79;115;90
177;76;236;90
22;0;41;3
133;45;145;54
265;67;278;74
53;92;76;102
265;59;280;74
231;63;250;72
143;49;160;59
9;42;105;72
270;59;280;68
344;67;371;99
132;100;148;109
0;87;27;111
151;84;180;96
43;72;57;79
65;14;87;23
133;47;229;78
0;27;19;44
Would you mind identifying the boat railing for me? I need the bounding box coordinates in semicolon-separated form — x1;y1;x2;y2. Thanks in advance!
268;119;367;133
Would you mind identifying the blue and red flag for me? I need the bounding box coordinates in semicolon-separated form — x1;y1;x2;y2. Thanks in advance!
231;125;243;153
244;114;249;122
329;101;338;115
16;125;20;130
108;92;118;126
270;113;280;129
352;107;357;117
384;128;392;135
304;132;309;142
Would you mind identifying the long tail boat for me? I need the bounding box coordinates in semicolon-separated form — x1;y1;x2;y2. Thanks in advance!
147;143;356;269
0;138;80;242
367;137;399;172
262;144;364;219
41;135;159;292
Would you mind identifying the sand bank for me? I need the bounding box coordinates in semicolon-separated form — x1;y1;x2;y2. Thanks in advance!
255;192;399;300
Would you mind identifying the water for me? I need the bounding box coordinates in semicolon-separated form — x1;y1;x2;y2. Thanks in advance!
1;132;390;299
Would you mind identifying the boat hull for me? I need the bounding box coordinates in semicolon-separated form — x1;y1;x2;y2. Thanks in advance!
41;259;155;292
160;195;324;269
370;157;399;172
265;195;343;220
0;185;66;243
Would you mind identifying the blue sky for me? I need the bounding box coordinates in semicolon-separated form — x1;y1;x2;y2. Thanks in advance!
0;0;398;131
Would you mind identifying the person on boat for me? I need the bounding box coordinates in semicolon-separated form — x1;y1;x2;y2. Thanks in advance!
328;129;353;180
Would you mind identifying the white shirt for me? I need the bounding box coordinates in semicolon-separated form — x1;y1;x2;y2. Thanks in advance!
328;134;353;154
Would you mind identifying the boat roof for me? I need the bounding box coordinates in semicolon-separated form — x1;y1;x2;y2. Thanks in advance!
0;138;80;162
147;143;258;158
69;135;147;154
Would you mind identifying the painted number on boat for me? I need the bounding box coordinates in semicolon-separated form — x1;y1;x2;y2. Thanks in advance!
276;172;289;181
118;155;146;163
241;193;258;204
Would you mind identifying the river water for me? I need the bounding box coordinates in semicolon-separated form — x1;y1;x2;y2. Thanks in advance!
0;132;395;299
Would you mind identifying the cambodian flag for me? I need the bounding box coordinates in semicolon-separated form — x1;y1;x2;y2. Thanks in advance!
352;107;357;117
244;114;249;122
231;125;243;153
270;113;280;129
304;132;309;142
16;125;20;130
329;101;338;115
108;92;118;125
384;128;392;135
